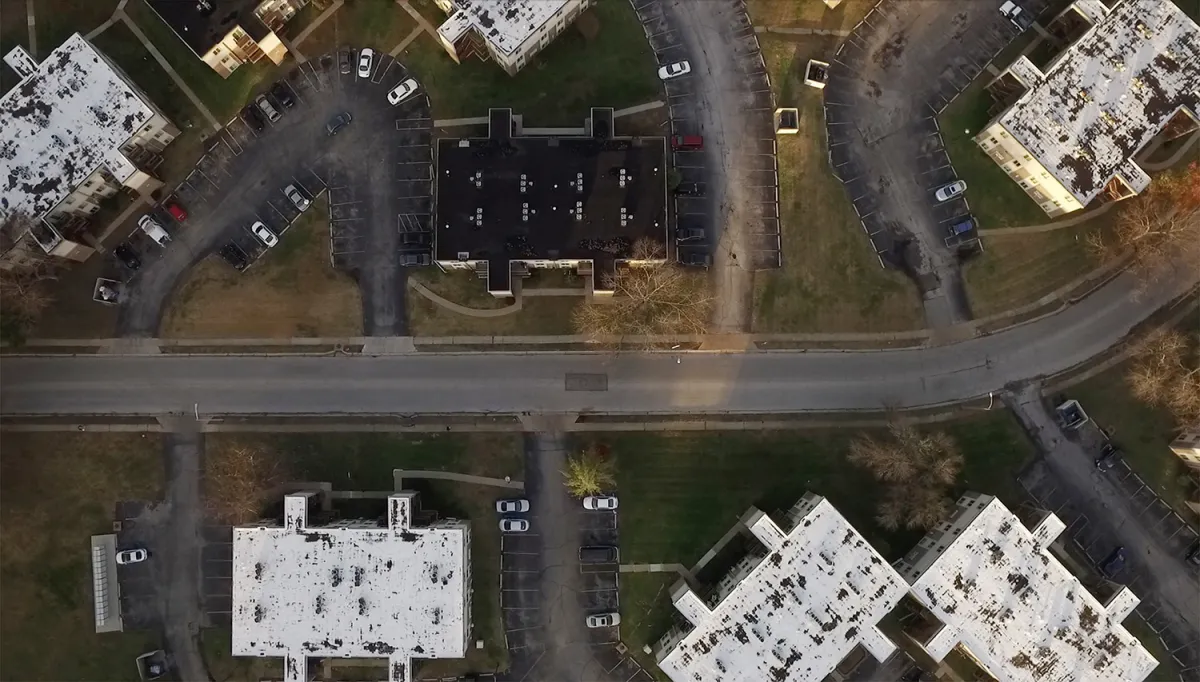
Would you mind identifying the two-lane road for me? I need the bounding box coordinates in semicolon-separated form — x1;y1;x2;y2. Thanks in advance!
3;273;1194;417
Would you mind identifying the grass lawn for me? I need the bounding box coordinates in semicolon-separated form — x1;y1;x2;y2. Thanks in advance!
0;433;163;680
202;627;282;682
604;411;1036;567
0;0;30;93
746;0;874;29
408;270;579;336
963;217;1112;317
161;196;364;338
1069;362;1197;523
619;573;677;681
33;0;116;57
293;0;418;59
127;0;280;121
399;0;662;125
752;35;923;333
939;76;1048;229
208;432;524;675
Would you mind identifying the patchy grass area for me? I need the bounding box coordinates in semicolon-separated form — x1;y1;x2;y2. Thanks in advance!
746;0;874;30
1069;363;1197;523
295;0;419;58
127;0;278;121
161;196;363;338
963;217;1112;317
0;0;30;93
619;573;676;680
605;412;1036;567
400;0;661;124
203;627;282;682
752;36;923;333
0;433;163;680
408;270;579;336
32;0;116;57
209;433;524;675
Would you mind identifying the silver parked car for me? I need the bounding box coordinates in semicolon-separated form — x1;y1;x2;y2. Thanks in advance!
934;180;967;202
496;499;530;514
284;184;311;212
499;518;530;533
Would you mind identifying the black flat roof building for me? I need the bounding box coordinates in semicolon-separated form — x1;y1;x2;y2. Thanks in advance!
147;0;272;55
434;108;668;295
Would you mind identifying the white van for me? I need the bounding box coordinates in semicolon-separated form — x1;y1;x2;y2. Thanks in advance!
137;215;171;247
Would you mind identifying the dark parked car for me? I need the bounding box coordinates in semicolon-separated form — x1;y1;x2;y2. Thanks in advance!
1099;547;1126;578
113;242;141;270
270;82;295;109
400;252;431;267
241;104;265;132
1095;442;1122;471
674;182;705;197
1187;540;1200;567
579;546;620;564
219;243;250;271
676;226;705;242
401;232;431;246
338;48;352;75
326;112;353;136
679;250;711;268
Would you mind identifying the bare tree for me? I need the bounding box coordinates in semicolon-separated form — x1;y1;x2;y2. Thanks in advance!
572;238;713;342
562;444;615;498
1089;162;1200;281
1127;328;1200;425
205;441;286;525
849;422;964;531
0;262;58;344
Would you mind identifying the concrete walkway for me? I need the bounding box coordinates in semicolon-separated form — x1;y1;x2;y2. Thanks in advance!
619;563;694;581
407;278;523;317
393;469;525;490
118;9;221;132
25;0;37;56
978;201;1116;236
292;0;344;47
389;26;424;57
613;100;665;117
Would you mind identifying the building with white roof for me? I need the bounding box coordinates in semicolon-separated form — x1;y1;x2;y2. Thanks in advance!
0;34;179;269
654;494;909;682
432;0;593;75
895;492;1159;682
232;492;471;682
974;0;1199;217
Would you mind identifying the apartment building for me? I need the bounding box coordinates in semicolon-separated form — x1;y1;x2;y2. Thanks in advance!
895;492;1159;682
653;494;909;682
0;34;180;270
433;107;667;296
433;0;592;75
232;492;471;682
1169;427;1200;470
147;0;309;78
974;0;1199;217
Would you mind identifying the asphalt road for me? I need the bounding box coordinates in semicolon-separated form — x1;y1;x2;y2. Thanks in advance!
2;273;1193;417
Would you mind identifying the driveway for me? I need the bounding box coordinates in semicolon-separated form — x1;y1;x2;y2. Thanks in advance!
1008;386;1200;670
825;0;1049;326
116;50;432;337
630;0;780;332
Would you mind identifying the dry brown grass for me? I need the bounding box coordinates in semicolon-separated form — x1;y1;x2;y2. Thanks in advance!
746;0;875;29
407;270;579;336
963;219;1111;317
162;196;363;338
752;36;923;333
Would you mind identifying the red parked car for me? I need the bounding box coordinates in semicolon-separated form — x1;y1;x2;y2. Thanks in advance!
165;200;187;222
671;135;703;151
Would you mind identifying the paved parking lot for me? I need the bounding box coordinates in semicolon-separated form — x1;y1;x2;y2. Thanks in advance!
825;0;1049;326
629;0;780;330
116;49;432;337
1010;388;1200;678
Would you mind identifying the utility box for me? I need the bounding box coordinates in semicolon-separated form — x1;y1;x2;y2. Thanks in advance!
775;108;800;135
804;59;830;89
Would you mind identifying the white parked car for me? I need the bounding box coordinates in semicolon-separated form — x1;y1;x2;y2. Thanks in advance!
284;184;311;212
583;495;618;510
658;61;691;80
934;180;967;203
357;48;375;78
251;220;278;247
116;548;148;565
137;215;171;247
500;518;530;533
387;78;419;106
496;499;530;514
586;613;621;628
